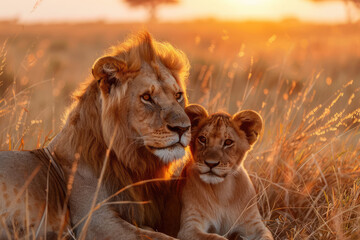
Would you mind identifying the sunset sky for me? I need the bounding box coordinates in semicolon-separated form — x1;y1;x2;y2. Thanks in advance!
0;0;358;23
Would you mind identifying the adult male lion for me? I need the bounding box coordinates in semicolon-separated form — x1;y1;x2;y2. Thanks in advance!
0;32;190;239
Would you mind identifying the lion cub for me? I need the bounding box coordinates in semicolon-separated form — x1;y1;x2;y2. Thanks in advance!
177;104;273;240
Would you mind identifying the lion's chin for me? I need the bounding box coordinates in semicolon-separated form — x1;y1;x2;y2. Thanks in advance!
148;143;185;164
199;173;225;184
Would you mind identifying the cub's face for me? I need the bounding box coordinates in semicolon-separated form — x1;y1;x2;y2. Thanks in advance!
191;114;249;184
185;104;263;184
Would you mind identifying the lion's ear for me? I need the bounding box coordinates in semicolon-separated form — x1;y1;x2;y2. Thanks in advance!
92;56;127;94
185;104;208;129
232;110;263;145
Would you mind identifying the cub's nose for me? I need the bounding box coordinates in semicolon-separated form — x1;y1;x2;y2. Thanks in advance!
204;160;220;169
167;125;190;137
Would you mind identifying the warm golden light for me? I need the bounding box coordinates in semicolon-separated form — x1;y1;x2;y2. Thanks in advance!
233;0;269;6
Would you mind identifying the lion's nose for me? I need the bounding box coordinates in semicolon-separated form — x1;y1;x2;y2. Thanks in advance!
167;125;190;137
204;160;220;169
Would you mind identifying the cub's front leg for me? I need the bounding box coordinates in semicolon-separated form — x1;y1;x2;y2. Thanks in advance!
177;213;227;240
227;206;273;240
229;171;273;240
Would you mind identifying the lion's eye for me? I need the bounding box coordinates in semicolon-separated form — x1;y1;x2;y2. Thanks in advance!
175;92;183;102
224;139;234;146
198;136;206;144
141;93;152;102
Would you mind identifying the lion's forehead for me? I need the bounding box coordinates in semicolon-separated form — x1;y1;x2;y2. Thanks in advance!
158;64;177;82
158;66;182;93
135;64;181;95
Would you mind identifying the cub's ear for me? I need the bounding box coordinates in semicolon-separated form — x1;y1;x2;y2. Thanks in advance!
232;110;263;145
185;104;208;129
92;56;127;94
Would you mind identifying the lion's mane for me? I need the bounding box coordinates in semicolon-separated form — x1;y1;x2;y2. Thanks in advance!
56;31;189;228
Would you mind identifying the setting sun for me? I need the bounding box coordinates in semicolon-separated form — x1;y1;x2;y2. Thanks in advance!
231;0;270;6
0;0;356;23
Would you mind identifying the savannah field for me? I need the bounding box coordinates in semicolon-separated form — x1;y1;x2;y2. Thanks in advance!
0;20;359;239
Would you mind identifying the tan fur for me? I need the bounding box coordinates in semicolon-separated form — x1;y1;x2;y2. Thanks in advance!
0;149;69;239
178;104;273;240
0;31;190;239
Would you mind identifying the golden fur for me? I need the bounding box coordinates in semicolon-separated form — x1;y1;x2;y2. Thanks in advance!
0;31;191;239
0;149;69;239
67;31;190;174
177;104;273;240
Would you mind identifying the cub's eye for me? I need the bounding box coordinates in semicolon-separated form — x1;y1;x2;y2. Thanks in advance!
224;139;234;146
198;136;206;144
175;92;183;102
141;93;152;102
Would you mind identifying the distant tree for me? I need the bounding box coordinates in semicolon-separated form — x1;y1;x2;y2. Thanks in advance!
310;0;360;23
123;0;180;22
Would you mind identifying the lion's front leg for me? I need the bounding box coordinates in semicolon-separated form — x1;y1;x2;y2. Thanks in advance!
0;151;70;240
71;204;176;240
124;220;177;240
69;167;176;240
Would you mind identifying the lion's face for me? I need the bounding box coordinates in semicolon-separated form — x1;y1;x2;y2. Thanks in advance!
128;63;191;163
185;104;263;184
93;56;191;164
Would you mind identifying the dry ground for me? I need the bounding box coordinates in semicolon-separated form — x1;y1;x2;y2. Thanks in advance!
0;20;359;239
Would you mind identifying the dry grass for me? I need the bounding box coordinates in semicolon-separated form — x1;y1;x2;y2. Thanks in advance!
0;20;359;239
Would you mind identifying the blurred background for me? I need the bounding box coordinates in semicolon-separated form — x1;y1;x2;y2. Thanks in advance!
0;1;360;239
1;0;359;149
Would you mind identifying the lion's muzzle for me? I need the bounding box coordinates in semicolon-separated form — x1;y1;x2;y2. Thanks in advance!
166;125;190;138
145;120;191;164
